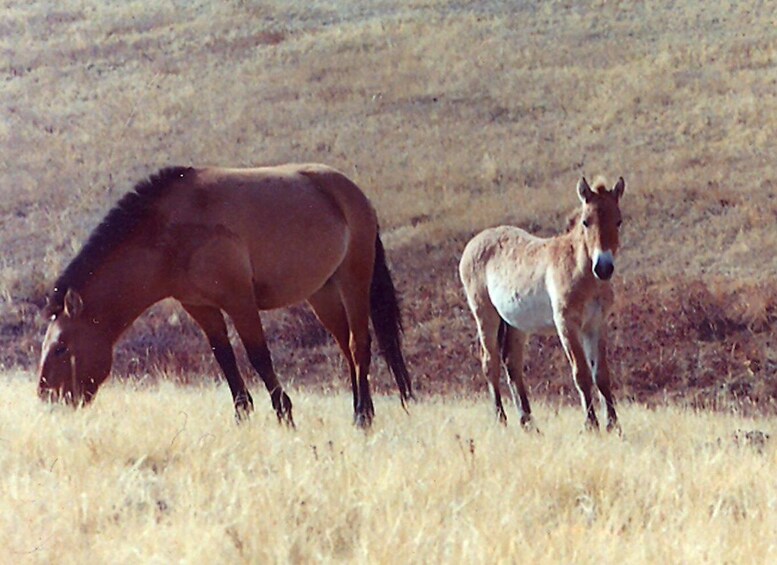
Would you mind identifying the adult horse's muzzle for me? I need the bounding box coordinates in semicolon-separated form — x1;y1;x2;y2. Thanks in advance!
593;250;615;281
38;363;96;407
38;382;94;407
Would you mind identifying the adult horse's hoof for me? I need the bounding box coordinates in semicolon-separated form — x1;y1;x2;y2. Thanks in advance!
234;392;254;424
353;412;372;430
353;396;374;429
271;389;294;428
353;402;375;430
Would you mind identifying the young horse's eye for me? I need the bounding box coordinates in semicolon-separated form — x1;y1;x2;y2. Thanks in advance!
582;219;591;228
53;345;68;357
617;220;623;228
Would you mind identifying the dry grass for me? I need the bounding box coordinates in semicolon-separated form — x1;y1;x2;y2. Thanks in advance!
1;373;775;564
2;0;777;410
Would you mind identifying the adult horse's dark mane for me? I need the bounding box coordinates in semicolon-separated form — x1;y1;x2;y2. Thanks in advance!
46;166;194;316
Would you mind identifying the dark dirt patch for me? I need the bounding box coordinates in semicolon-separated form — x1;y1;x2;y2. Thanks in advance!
6;236;777;416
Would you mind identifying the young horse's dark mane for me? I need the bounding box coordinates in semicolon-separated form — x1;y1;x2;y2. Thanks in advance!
47;166;194;316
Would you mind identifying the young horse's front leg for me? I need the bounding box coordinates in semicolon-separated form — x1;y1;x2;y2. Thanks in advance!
554;314;600;430
582;325;619;433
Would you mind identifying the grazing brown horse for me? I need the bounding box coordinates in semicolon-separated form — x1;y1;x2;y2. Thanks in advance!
459;176;625;432
39;164;413;428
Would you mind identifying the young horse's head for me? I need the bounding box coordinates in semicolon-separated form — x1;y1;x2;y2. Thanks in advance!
576;176;625;281
38;288;112;406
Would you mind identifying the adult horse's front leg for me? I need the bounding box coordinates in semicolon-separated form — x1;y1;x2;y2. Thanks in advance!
229;309;294;427
182;304;254;422
554;314;600;430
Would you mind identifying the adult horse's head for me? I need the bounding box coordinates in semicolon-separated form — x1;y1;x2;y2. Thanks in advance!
576;176;625;281
39;288;112;406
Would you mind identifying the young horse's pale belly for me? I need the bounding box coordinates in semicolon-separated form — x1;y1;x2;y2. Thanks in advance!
486;272;555;334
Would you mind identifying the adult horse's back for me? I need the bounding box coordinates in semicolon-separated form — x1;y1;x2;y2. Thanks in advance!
39;164;412;427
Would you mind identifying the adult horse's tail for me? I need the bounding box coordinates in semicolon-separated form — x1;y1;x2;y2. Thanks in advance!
370;233;414;406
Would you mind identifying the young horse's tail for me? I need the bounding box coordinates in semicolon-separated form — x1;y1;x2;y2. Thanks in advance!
370;233;414;406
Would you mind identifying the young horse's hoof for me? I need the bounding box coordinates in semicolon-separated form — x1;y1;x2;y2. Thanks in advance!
520;417;541;435
583;419;601;433
607;421;622;436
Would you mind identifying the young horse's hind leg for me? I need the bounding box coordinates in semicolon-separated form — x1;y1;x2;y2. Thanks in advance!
501;326;536;431
467;299;508;424
582;327;619;433
182;304;254;422
308;282;357;411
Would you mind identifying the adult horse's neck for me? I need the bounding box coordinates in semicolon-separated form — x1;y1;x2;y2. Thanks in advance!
75;244;172;345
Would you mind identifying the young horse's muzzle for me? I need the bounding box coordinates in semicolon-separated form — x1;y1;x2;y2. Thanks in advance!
593;250;615;281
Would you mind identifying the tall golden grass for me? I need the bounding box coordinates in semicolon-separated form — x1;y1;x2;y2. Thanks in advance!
1;374;775;564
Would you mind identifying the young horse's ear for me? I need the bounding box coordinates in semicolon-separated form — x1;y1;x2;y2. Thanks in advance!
612;177;625;201
577;177;594;203
64;288;84;318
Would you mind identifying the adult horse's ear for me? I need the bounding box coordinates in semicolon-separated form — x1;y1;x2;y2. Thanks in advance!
612;177;625;201
64;288;84;318
577;177;594;203
42;295;56;319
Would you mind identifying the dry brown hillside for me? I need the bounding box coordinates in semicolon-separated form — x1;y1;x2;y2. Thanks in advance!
2;0;777;411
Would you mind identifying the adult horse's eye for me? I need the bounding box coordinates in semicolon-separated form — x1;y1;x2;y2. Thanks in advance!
53;345;68;357
617;220;623;228
582;218;591;228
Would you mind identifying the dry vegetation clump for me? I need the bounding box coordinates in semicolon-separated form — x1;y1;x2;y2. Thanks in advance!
1;375;776;563
2;0;777;413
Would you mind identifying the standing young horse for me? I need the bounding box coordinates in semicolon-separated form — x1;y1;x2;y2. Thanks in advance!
38;164;413;428
459;176;625;432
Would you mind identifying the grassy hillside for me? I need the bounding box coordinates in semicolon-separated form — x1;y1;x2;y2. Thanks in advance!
1;376;775;563
2;0;777;409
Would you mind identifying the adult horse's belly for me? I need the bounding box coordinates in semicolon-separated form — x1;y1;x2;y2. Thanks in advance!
249;225;349;309
487;276;555;334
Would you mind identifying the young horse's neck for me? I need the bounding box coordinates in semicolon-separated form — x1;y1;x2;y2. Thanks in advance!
561;221;596;280
76;245;172;344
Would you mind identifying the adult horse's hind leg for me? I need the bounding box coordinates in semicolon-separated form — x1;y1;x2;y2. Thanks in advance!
182;304;254;422
501;325;536;431
308;281;357;411
334;269;374;429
